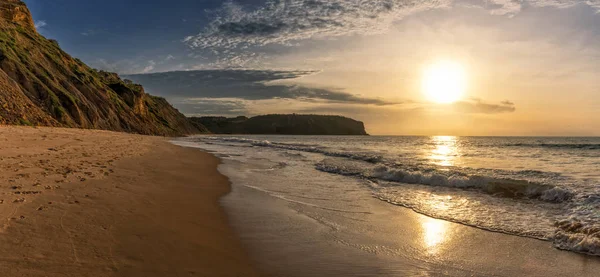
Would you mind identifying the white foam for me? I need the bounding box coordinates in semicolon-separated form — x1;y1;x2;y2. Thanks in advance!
319;162;574;203
178;135;600;256
203;136;384;163
554;219;600;256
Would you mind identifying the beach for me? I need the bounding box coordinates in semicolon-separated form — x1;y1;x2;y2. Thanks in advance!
1;127;599;277
223;180;600;276
2;0;599;275
0;126;261;276
176;135;600;277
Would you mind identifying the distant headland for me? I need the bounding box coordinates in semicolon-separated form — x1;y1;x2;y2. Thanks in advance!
189;114;369;135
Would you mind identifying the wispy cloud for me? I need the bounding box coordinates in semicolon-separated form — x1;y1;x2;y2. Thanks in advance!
92;54;184;75
454;98;516;114
34;20;47;29
589;0;600;12
175;98;249;116
185;0;452;50
122;69;517;117
141;60;156;73
182;0;600;67
124;69;401;106
184;0;600;47
81;30;96;36
485;0;600;16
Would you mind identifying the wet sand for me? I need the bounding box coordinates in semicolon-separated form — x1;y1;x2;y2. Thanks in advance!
0;126;261;276
3;126;598;276
208;148;600;277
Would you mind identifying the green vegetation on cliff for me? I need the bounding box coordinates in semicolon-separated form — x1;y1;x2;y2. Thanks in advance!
0;0;203;136
190;114;368;135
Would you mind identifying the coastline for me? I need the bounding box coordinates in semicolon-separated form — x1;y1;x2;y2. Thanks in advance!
2;126;598;276
223;181;600;276
180;136;600;277
0;126;262;276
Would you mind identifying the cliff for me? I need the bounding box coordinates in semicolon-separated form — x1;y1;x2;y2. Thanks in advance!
0;0;203;136
190;114;369;135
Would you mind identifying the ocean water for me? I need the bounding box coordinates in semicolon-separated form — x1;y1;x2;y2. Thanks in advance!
174;135;600;257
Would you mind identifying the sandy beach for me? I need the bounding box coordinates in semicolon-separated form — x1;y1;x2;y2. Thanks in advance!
2;126;599;277
2;0;599;276
177;135;600;277
0;126;261;276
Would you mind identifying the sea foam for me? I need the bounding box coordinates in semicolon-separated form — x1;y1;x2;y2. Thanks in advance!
316;162;574;203
193;136;600;256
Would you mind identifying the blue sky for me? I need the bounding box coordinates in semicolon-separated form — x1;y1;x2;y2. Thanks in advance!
23;0;600;135
25;0;226;73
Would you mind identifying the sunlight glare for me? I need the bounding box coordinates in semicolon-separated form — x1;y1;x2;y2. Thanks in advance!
421;217;450;255
422;61;467;104
429;136;459;167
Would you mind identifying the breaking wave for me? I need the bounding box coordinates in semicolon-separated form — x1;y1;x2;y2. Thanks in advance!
316;159;600;256
204;136;384;163
193;136;600;256
315;160;574;203
506;143;600;150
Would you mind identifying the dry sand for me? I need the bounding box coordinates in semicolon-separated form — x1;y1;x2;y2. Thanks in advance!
0;126;262;276
6;126;597;277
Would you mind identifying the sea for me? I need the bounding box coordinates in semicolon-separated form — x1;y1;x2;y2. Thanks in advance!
173;135;600;264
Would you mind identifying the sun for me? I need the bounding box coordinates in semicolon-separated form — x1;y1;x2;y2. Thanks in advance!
422;60;467;104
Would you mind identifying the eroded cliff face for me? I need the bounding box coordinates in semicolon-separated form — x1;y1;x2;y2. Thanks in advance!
0;0;203;136
0;0;35;30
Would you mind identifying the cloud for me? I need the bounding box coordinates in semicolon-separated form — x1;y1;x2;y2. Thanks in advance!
121;70;514;118
93;59;157;75
184;0;452;50
589;0;600;12
174;98;249;116
93;58;136;73
485;0;600;16
124;69;400;106
81;29;97;36
185;0;600;49
454;99;516;114
181;0;600;67
80;28;114;37
141;60;156;74
34;20;47;29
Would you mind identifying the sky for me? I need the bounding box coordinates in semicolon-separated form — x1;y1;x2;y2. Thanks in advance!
24;0;600;136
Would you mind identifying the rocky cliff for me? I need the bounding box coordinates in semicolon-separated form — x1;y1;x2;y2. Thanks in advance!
191;114;369;135
0;0;202;136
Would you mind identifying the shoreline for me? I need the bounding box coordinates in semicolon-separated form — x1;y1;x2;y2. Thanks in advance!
0;126;262;276
2;126;598;276
184;136;600;277
220;163;600;276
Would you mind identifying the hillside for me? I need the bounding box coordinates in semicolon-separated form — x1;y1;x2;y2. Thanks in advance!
190;114;368;135
0;0;202;136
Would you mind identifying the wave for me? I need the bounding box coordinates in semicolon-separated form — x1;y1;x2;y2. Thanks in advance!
317;159;600;256
194;136;600;256
554;219;600;256
203;136;384;163
316;160;574;203
506;143;600;150
201;136;574;203
200;136;578;203
186;137;600;256
551;193;600;256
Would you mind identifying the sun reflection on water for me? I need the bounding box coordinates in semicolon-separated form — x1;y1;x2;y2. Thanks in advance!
421;217;450;255
429;136;460;167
